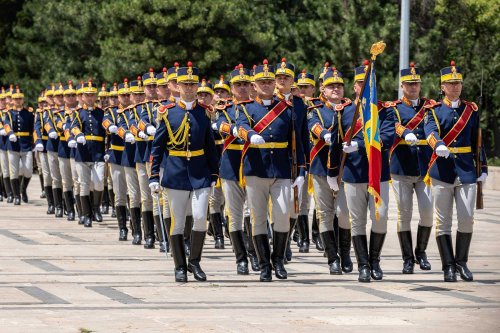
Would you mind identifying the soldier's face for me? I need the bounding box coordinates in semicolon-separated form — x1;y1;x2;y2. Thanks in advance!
13;98;24;108
0;99;5;109
46;96;54;105
54;95;64;105
108;96;119;106
118;94;130;106
275;74;293;93
168;81;180;96
441;81;462;100
401;82;421;100
144;85;157;99
299;85;315;98
254;79;276;98
323;83;344;102
214;89;230;100
64;94;77;107
197;92;213;105
131;93;145;104
231;82;250;101
353;81;364;98
82;93;97;106
156;85;170;99
178;82;198;102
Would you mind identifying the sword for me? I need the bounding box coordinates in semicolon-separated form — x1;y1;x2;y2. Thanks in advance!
153;191;169;257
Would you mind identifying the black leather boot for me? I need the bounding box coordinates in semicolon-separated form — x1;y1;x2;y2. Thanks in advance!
455;231;473;281
75;194;84;224
92;191;103;222
436;234;457;282
80;195;93;227
188;230;207;281
5;177;13;203
398;231;415;274
369;231;386;281
101;186;110;214
142;211;155;249
210;213;225;249
130;207;142;245
184;215;193;256
53;188;64;217
64;191;76;221
415;225;432;270
11;178;21;205
338;227;353;273
272;231;288;279
285;218;296;262
253;234;272;282
116;205;128;241
244;216;259;272
20;176;30;203
297;215;310;253
230;230;249;275
352;235;371;282
170;234;187;282
45;186;55;214
109;189;116;218
312;210;324;251
321;230;342;274
39;173;46;198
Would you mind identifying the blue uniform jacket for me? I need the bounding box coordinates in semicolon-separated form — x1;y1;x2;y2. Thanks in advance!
54;110;71;159
128;104;152;164
236;97;306;179
136;100;158;163
149;101;219;191
33;109;48;152
4;108;34;152
43;107;60;153
102;106;124;165
70;105;105;162
116;106;137;168
424;99;487;184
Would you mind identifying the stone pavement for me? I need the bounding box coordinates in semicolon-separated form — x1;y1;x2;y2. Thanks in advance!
0;176;499;333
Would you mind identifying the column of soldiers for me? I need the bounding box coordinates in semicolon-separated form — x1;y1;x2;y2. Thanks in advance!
0;59;488;284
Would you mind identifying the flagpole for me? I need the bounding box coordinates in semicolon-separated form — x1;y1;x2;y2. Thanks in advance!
337;41;386;185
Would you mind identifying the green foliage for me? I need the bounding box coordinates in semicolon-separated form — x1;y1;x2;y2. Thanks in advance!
0;0;498;155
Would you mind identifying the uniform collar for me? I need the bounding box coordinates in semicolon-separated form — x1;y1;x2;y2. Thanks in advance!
179;100;196;110
402;96;419;107
443;97;460;108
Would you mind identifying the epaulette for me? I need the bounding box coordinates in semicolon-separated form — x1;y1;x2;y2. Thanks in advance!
158;103;175;114
377;100;384;109
334;98;353;111
307;103;323;110
424;99;440;108
464;100;478;111
234;99;251;105
383;100;398;108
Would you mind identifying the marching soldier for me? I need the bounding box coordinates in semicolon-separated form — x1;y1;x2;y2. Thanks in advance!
386;63;433;274
70;80;106;227
98;84;113;216
3;86;34;205
0;87;14;203
69;82;84;223
149;62;219;282
424;60;487;282
214;64;259;274
103;82;129;241
339;61;395;282
199;78;225;249
116;78;143;244
237;59;306;282
44;84;65;216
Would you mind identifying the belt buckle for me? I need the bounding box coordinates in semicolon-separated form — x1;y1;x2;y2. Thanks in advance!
186;150;192;160
269;142;275;149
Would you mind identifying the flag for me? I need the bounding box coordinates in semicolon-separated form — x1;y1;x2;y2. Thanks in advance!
361;62;383;220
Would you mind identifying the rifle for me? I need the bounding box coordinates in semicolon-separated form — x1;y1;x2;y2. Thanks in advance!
337;41;386;183
291;97;299;214
475;69;484;210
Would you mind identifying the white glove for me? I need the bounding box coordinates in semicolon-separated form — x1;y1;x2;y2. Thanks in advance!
0;129;6;136
9;134;17;142
211;181;216;187
49;131;58;139
323;133;332;144
149;182;160;193
292;175;305;188
232;127;238;137
404;132;418;145
35;143;44;151
327;176;339;191
68;140;77;148
436;145;450;158
342;141;359;153
62;124;67;131
104;154;109;162
211;123;218;130
125;133;135;143
76;135;86;145
250;134;265;145
477;172;487;183
146;125;156;136
108;125;118;134
138;131;148;139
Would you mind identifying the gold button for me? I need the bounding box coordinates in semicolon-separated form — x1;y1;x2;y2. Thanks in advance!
270;151;274;154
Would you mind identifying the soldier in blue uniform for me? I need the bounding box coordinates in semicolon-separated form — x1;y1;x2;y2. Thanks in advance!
98;84;113;216
68;82;84;223
236;59;306;282
149;62;219;282
338;61;395;282
70;80;106;227
386;63;433;274
424;60;487;282
116;78;143;244
0;87;14;203
3;86;34;205
103;82;129;241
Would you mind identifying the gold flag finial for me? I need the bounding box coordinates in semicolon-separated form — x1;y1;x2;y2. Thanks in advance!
370;41;386;60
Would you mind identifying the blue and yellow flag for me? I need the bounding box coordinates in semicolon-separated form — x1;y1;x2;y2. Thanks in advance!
361;63;383;220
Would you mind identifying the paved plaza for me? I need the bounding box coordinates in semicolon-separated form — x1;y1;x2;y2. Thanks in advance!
0;176;499;332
